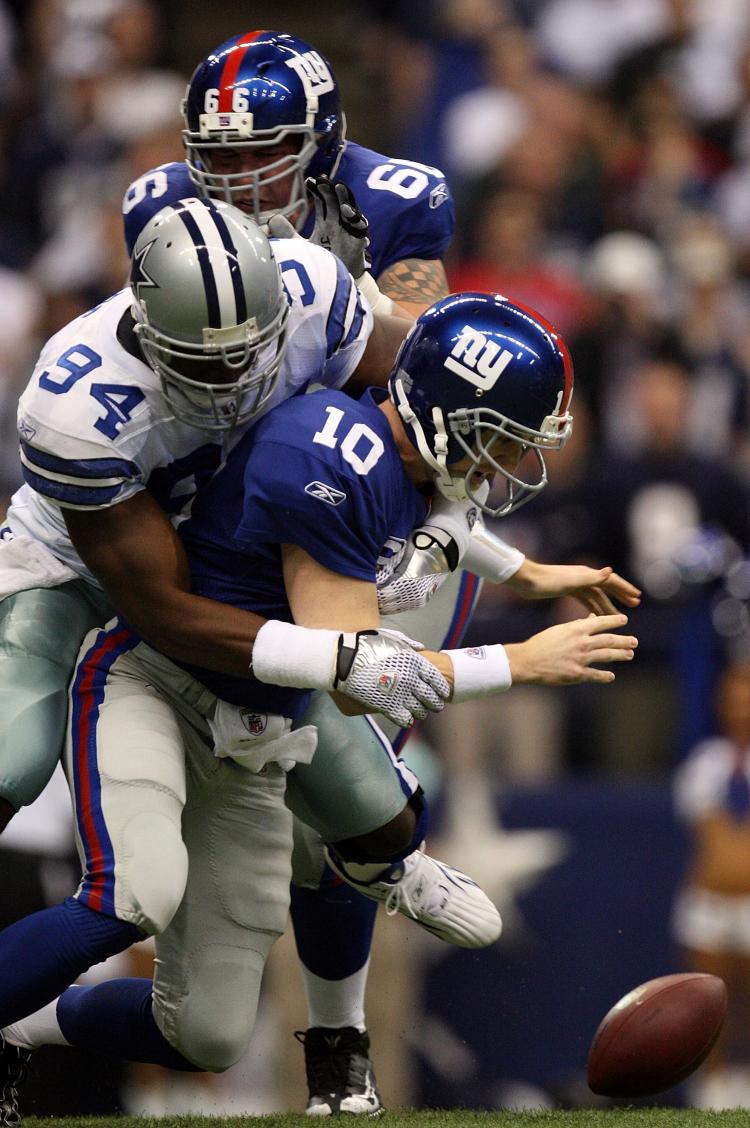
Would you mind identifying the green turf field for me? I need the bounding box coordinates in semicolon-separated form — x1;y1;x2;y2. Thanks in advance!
20;1111;750;1128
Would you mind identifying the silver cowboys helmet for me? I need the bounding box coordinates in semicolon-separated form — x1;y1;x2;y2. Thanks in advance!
130;196;290;430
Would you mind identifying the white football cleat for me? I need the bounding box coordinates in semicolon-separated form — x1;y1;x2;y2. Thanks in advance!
327;846;502;948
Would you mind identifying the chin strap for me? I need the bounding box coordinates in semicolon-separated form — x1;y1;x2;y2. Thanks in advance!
392;376;458;495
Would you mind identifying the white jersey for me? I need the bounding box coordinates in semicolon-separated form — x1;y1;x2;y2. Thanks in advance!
8;238;371;580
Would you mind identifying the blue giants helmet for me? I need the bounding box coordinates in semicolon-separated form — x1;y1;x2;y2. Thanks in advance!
182;30;345;227
388;293;574;516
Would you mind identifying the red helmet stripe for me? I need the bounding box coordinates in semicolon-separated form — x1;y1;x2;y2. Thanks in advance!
217;30;265;112
502;295;574;414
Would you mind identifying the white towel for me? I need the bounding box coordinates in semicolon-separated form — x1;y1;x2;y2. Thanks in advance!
0;531;77;601
208;697;318;773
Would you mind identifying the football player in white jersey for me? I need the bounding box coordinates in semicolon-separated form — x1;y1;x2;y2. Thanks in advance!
0;294;638;1107
0;197;448;832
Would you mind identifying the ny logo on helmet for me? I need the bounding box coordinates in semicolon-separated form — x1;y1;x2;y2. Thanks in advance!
285;51;335;99
444;325;513;393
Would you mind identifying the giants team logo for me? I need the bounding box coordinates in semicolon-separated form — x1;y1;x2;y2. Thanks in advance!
444;325;513;393
240;711;267;736
285;51;334;99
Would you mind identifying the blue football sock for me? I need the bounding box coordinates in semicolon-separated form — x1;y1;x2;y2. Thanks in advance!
57;977;200;1071
0;896;141;1028
291;875;377;980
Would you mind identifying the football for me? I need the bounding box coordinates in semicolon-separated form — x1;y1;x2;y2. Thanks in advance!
587;973;728;1098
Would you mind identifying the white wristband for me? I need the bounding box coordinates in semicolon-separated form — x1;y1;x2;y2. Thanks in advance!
356;271;395;317
251;620;340;690
442;643;512;702
463;521;525;584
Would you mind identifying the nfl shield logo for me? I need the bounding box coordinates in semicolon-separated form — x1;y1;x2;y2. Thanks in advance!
377;672;396;693
240;711;267;736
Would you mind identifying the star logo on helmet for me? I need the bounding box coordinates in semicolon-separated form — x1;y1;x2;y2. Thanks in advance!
131;239;159;301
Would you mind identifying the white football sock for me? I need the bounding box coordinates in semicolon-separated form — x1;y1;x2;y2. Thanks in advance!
4;998;70;1049
302;961;369;1031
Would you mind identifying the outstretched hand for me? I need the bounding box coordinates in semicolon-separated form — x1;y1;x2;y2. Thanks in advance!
506;559;641;615
505;613;638;686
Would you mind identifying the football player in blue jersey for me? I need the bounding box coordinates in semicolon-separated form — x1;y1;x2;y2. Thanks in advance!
0;196;467;1123
0;294;638;1110
0;191;625;1119
120;30;642;1115
123;29;453;318
120;31;473;1115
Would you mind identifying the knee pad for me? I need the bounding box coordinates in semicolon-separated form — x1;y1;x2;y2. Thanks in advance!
154;942;271;1072
330;787;429;866
116;810;188;935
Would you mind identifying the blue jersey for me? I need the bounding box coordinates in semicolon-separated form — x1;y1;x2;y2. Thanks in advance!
178;387;428;718
122;142;455;278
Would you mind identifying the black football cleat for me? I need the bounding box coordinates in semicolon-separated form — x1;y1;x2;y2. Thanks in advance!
296;1026;384;1116
0;1035;29;1126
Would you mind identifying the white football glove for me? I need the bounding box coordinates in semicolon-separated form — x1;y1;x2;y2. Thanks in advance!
334;628;450;727
377;496;478;615
377;525;460;616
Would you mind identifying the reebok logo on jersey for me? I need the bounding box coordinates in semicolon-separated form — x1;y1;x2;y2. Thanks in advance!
305;481;347;506
18;420;36;441
429;183;450;209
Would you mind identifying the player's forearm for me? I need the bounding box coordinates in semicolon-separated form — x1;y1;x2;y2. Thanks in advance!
345;309;414;391
119;586;267;675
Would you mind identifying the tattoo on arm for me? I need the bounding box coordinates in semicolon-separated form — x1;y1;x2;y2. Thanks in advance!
377;259;450;309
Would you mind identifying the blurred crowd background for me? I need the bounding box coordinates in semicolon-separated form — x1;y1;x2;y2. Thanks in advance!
2;0;750;1116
